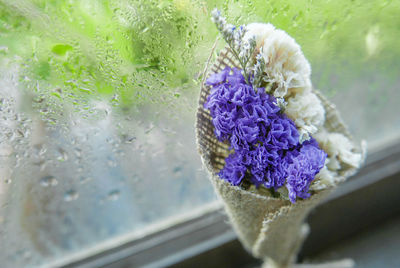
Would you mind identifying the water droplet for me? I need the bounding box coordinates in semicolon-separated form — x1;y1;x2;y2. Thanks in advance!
79;87;92;93
173;166;183;174
111;94;119;105
117;149;125;157
57;148;68;161
0;144;13;157
107;157;117;167
14;249;31;260
145;123;155;134
366;25;380;57
79;176;92;184
64;190;79;202
40;176;58;187
34;144;47;156
16;129;25;138
107;190;120;201
74;148;82;158
0;46;8;54
123;135;136;143
131;174;139;183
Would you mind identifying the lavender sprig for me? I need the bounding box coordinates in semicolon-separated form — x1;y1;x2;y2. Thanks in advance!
251;51;266;89
211;9;256;85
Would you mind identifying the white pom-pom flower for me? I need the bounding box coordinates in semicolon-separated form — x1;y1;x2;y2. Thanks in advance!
243;22;276;52
285;91;325;142
311;166;336;190
245;23;312;99
314;131;363;171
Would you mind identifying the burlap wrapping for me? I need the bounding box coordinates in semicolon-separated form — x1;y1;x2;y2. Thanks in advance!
195;47;365;267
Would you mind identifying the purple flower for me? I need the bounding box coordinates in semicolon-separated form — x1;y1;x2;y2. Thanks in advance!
284;140;326;203
230;117;259;150
250;166;266;187
227;68;246;85
265;163;286;189
242;103;269;124
212;110;237;141
204;67;326;202
249;145;281;187
205;83;234;114
206;66;230;86
231;83;256;106
218;152;247;186
259;92;281;116
252;145;280;168
268;117;299;150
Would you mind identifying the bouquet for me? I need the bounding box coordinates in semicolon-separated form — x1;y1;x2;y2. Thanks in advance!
196;9;366;267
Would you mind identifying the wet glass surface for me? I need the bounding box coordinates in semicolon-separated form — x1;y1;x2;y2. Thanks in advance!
0;1;399;266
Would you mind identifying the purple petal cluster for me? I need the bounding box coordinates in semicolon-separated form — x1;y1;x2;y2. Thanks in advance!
204;67;326;203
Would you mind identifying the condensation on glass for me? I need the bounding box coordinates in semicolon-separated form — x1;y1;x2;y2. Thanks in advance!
0;0;399;267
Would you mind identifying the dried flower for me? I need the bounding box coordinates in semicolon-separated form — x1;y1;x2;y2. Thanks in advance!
285;91;325;143
211;9;256;84
205;67;326;202
284;139;327;202
314;131;363;171
244;23;312;99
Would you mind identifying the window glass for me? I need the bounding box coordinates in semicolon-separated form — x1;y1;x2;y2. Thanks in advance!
0;1;399;267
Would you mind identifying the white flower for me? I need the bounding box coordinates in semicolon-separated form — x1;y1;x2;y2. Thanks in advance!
261;29;312;98
243;23;276;52
311;166;336;190
285;91;325;142
244;23;312;98
314;131;363;170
